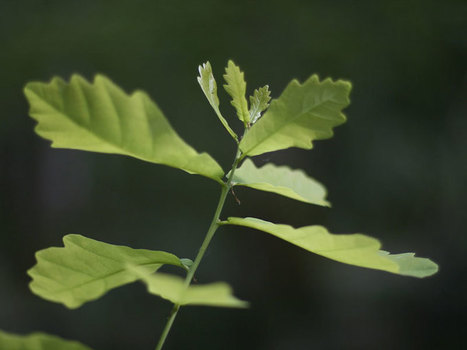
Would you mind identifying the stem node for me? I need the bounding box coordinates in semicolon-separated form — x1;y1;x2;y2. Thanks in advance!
154;144;245;350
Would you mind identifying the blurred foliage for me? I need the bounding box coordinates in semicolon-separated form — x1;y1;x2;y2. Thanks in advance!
0;0;465;349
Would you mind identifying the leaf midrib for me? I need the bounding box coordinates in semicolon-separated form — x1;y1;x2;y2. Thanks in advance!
34;260;161;295
242;93;343;155
28;87;138;159
29;85;223;180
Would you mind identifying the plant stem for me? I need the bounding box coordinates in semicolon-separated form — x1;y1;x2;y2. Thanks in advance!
154;304;180;350
154;146;243;350
184;150;241;286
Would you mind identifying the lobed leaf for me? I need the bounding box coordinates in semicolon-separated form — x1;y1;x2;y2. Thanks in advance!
240;75;351;156
0;330;93;350
28;234;184;308
129;267;249;308
197;62;238;141
230;159;330;206
224;217;438;278
24;75;224;182
223;60;250;126
249;85;271;124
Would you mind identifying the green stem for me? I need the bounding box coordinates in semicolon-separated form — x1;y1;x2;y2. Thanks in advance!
154;304;180;350
154;146;243;350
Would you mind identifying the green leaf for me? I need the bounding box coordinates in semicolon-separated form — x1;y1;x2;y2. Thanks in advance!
180;258;194;270
197;62;238;141
28;234;184;308
129;267;249;308
224;217;438;278
0;330;93;350
249;85;271;124
240;75;351;157
223;60;250;126
230;159;330;206
24;75;224;182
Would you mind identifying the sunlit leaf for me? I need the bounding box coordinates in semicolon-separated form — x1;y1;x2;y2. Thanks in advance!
129;266;249;308
249;85;271;124
197;62;238;141
28;234;184;308
224;217;438;278
240;75;351;156
24;75;224;182
223;60;250;126
230;159;330;206
0;330;93;350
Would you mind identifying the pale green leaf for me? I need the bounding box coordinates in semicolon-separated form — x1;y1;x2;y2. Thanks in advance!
197;62;238;141
240;75;351;156
224;217;438;278
249;85;271;124
24;75;224;182
180;258;194;269
230;159;330;206
28;234;184;308
223;60;250;125
129;267;249;308
0;330;93;350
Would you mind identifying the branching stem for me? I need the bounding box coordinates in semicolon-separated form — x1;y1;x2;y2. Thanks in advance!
154;145;243;350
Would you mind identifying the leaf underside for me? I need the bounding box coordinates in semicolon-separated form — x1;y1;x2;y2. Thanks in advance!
240;75;351;156
223;60;250;125
28;234;184;308
24;75;224;182
225;217;438;278
197;62;238;141
0;330;93;350
231;158;330;206
129;266;248;308
249;85;271;124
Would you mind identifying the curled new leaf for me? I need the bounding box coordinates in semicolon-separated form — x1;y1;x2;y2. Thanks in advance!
24;74;224;182
0;330;93;350
197;62;238;141
129;266;249;308
28;234;184;308
240;75;351;156
230;158;330;206
249;85;271;124
224;217;438;278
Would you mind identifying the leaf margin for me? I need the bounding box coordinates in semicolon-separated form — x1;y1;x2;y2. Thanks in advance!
230;158;330;207
128;266;249;308
0;330;93;350
223;60;250;126
24;74;225;183
223;216;439;278
240;74;351;157
197;61;238;141
27;234;185;309
249;85;271;124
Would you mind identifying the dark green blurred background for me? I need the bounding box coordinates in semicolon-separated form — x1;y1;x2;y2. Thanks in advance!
1;0;466;349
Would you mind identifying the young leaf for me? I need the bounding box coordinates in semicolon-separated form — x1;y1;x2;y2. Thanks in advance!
24;75;224;182
223;60;250;126
224;217;438;278
240;75;351;157
129;267;249;308
0;330;93;350
230;158;330;206
28;234;184;309
249;85;271;124
197;62;238;141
